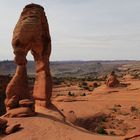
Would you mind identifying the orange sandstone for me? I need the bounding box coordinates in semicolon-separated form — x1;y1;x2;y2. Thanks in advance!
106;71;120;87
5;3;52;116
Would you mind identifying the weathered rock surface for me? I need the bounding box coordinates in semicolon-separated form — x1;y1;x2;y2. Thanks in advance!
5;124;21;135
19;99;34;107
106;71;120;87
0;118;8;127
4;107;36;118
5;96;19;110
5;95;35;117
0;118;8;133
5;3;52;115
6;66;30;105
0;118;21;135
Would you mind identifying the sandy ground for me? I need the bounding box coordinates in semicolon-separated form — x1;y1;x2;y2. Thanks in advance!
0;106;121;140
1;77;140;140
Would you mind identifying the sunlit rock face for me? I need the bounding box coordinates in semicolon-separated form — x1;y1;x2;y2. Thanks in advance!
5;4;52;117
106;71;120;87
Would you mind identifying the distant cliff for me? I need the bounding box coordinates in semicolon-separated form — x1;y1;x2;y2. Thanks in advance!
0;60;138;78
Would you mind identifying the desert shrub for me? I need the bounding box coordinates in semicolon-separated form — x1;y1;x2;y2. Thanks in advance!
82;82;88;86
93;82;98;88
96;126;107;135
53;77;64;85
130;106;138;112
78;84;82;88
88;87;94;91
130;106;140;116
81;93;86;96
68;91;75;96
74;112;108;134
86;77;95;81
80;82;89;90
82;86;89;90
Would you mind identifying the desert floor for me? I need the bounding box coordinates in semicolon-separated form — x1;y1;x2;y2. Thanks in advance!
1;76;140;140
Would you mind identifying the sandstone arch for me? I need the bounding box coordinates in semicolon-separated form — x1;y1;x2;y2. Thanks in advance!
5;3;52;111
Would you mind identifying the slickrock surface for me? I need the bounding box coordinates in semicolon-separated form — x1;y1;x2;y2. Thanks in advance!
0;105;121;140
0;118;21;136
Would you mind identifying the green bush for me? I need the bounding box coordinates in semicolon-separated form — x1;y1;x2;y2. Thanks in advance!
96;126;107;135
68;91;75;96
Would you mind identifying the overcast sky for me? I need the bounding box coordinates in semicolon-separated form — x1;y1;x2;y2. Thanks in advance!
0;0;140;61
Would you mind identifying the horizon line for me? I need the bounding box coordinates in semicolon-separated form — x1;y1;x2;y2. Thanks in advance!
0;59;140;62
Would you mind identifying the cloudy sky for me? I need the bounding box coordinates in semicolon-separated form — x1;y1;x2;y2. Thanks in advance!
0;0;140;61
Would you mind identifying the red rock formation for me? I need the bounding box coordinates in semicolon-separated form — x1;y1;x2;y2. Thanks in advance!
6;96;19;110
0;118;21;135
123;131;140;140
106;71;120;87
5;124;21;135
5;3;52;115
4;107;36;117
0;118;8;133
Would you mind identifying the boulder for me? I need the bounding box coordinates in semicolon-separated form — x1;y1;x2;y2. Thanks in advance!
106;71;120;87
19;99;34;107
4;107;36;118
0;118;22;135
5;95;19;110
0;118;8;133
5;124;21;135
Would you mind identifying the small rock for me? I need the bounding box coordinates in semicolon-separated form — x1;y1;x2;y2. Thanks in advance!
3;107;36;118
67;110;77;123
0;118;8;127
5;124;21;135
0;118;8;134
19;99;34;107
6;96;19;109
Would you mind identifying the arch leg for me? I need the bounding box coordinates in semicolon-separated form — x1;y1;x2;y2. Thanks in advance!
5;51;30;110
33;59;52;108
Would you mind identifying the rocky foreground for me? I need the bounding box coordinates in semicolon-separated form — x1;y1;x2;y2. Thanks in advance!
0;106;120;140
1;75;140;140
